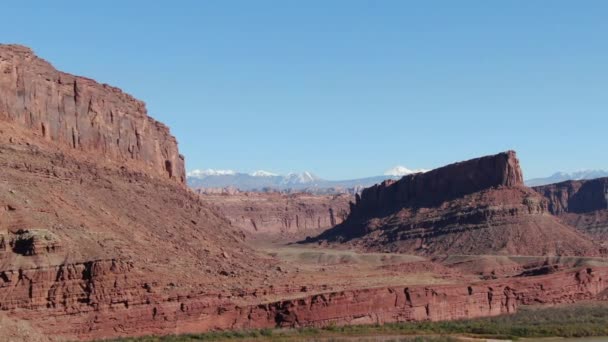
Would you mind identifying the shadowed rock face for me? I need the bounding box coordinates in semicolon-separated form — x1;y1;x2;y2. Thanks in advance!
197;192;352;237
312;151;600;256
533;178;608;242
0;44;185;183
534;178;608;215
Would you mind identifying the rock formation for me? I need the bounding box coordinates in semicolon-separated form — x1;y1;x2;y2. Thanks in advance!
0;44;185;183
312;151;601;256
0;45;275;340
197;192;352;237
534;178;608;242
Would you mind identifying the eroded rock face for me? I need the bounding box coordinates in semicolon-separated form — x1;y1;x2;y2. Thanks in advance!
197;192;352;236
313;151;600;256
534;178;608;241
6;262;607;340
0;44;185;183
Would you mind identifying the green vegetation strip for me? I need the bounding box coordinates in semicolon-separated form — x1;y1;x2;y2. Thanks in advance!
100;302;608;341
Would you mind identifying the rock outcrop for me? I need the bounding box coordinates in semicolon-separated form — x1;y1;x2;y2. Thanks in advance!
534;178;608;242
197;192;352;236
0;44;185;183
312;151;601;256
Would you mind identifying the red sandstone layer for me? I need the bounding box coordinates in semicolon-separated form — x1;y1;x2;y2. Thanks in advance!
3;260;606;340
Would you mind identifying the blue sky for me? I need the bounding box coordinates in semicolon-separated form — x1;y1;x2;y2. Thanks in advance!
3;1;607;179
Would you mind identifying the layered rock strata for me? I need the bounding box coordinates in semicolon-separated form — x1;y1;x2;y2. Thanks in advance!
0;44;185;183
5;262;607;340
534;178;608;242
198;192;352;236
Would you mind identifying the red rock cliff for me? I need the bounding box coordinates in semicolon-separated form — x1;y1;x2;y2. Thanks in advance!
0;44;185;183
533;178;608;242
355;150;523;213
534;177;608;215
9;262;608;340
197;192;352;236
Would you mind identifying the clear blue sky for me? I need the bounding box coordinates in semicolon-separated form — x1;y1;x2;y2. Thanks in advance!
3;1;607;179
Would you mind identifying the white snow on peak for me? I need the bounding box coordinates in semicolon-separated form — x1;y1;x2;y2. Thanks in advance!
525;169;608;187
284;171;319;184
250;170;279;177
384;166;428;177
187;169;236;178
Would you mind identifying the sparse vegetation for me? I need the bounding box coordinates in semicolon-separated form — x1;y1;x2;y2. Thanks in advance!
99;302;608;341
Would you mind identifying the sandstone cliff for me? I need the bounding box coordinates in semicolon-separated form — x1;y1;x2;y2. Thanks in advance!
534;178;608;242
312;151;600;256
355;151;523;213
197;192;352;237
0;44;185;183
534;177;608;215
0;46;276;340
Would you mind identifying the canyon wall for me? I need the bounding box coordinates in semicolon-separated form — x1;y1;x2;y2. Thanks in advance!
198;192;352;236
534;178;608;242
5;261;607;340
534;178;608;215
0;44;185;183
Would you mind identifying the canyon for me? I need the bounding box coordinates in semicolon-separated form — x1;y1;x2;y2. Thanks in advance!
196;191;352;237
1;44;608;341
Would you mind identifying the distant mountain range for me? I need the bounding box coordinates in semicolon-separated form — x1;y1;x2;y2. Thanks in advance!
525;170;608;187
188;168;608;193
187;167;428;194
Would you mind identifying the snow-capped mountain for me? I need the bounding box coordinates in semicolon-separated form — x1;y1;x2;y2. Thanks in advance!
249;170;278;177
384;166;429;176
525;170;608;187
187;169;236;177
281;171;320;185
186;168;425;193
187;170;323;191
